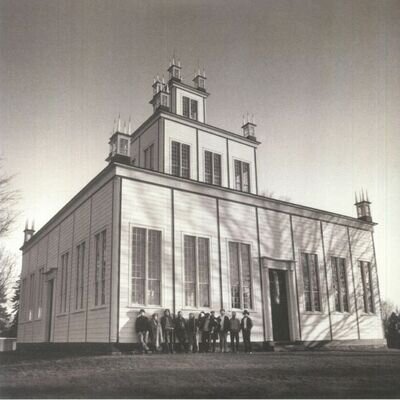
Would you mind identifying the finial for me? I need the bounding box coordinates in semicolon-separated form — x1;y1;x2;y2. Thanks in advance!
242;115;245;126
31;219;35;231
123;121;127;134
355;192;358;203
128;116;131;134
366;190;369;202
247;112;249;124
178;59;181;68
203;68;206;78
117;113;121;132
25;219;28;230
162;75;165;84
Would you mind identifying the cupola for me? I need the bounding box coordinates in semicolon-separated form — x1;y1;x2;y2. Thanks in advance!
23;220;35;244
106;116;131;164
355;190;373;223
193;69;206;91
168;57;182;82
241;114;257;141
150;76;170;112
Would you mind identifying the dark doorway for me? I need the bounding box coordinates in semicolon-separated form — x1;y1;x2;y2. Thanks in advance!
46;279;54;342
269;269;290;341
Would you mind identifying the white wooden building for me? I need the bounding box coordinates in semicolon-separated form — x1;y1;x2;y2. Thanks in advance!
17;59;384;351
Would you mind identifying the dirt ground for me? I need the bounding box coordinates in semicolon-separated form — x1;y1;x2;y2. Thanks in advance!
1;349;400;398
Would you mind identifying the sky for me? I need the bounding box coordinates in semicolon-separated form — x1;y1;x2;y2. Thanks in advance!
1;0;399;306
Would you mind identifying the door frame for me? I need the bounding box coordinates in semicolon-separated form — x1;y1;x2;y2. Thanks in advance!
261;257;300;342
44;269;57;342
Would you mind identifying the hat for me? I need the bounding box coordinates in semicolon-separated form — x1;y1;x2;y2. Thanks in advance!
139;309;145;313
243;310;249;315
210;310;215;314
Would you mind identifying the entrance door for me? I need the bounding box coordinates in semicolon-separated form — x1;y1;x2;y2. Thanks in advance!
269;269;290;341
46;279;54;342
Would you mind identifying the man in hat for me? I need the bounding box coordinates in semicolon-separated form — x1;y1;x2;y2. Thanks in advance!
135;309;150;354
241;309;253;353
218;308;230;353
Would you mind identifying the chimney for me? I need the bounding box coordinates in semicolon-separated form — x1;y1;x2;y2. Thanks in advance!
23;220;35;244
354;189;372;223
193;68;206;91
167;55;182;82
241;114;257;141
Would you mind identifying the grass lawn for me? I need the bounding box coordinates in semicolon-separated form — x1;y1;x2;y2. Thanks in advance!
0;349;400;398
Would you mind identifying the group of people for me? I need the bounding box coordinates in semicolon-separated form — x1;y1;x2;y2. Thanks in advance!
135;308;253;354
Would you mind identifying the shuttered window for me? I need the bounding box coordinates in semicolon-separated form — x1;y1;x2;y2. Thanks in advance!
171;141;190;178
144;144;154;170
234;160;250;192
60;253;69;313
229;242;252;309
131;227;162;306
184;235;210;308
95;231;106;306
302;253;321;312
359;261;374;313
331;256;349;312
75;242;86;310
204;151;222;185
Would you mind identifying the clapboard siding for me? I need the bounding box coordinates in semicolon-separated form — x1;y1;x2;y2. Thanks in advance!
321;222;359;340
219;200;264;342
348;227;383;340
174;191;219;311
138;121;160;171
86;181;113;342
258;209;292;261
119;179;172;343
292;216;331;341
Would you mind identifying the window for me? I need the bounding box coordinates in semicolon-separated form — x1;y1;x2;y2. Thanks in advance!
229;242;252;309
37;267;44;319
144;144;155;170
301;253;321;312
60;253;69;313
182;96;198;120
75;242;86;310
204;151;222;185
184;235;210;308
119;138;129;156
359;261;374;313
234;160;250;192
131;227;162;306
95;231;106;306
28;273;35;321
171;141;190;178
21;278;27;321
331;257;349;312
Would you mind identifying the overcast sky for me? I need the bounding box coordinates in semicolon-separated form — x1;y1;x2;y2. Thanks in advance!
1;0;399;306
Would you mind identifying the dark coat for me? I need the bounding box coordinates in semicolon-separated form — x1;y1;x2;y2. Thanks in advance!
240;316;253;331
229;317;241;332
161;315;174;331
135;315;149;333
175;316;187;332
187;317;198;334
218;315;230;333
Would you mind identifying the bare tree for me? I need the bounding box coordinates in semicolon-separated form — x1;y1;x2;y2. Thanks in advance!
0;160;19;238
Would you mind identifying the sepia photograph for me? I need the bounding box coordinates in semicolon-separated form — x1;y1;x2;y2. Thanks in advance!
0;0;399;398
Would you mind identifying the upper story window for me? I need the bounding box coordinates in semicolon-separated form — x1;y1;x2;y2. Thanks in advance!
204;151;222;186
171;141;190;178
301;252;321;312
131;227;162;306
331;256;349;312
28;272;35;321
234;160;250;192
37;267;44;319
144;144;155;170
94;230;106;306
184;235;210;308
359;261;374;313
59;252;69;313
229;241;252;309
182;96;198;120
21;278;27;321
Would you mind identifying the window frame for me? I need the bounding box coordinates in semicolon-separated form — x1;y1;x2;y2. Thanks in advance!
182;233;212;309
358;260;375;314
330;256;350;313
227;239;254;310
59;252;69;314
94;230;107;307
129;224;163;307
37;267;45;319
301;252;322;313
28;272;35;321
203;149;222;186
233;159;251;193
75;241;86;311
170;140;191;178
182;95;199;121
